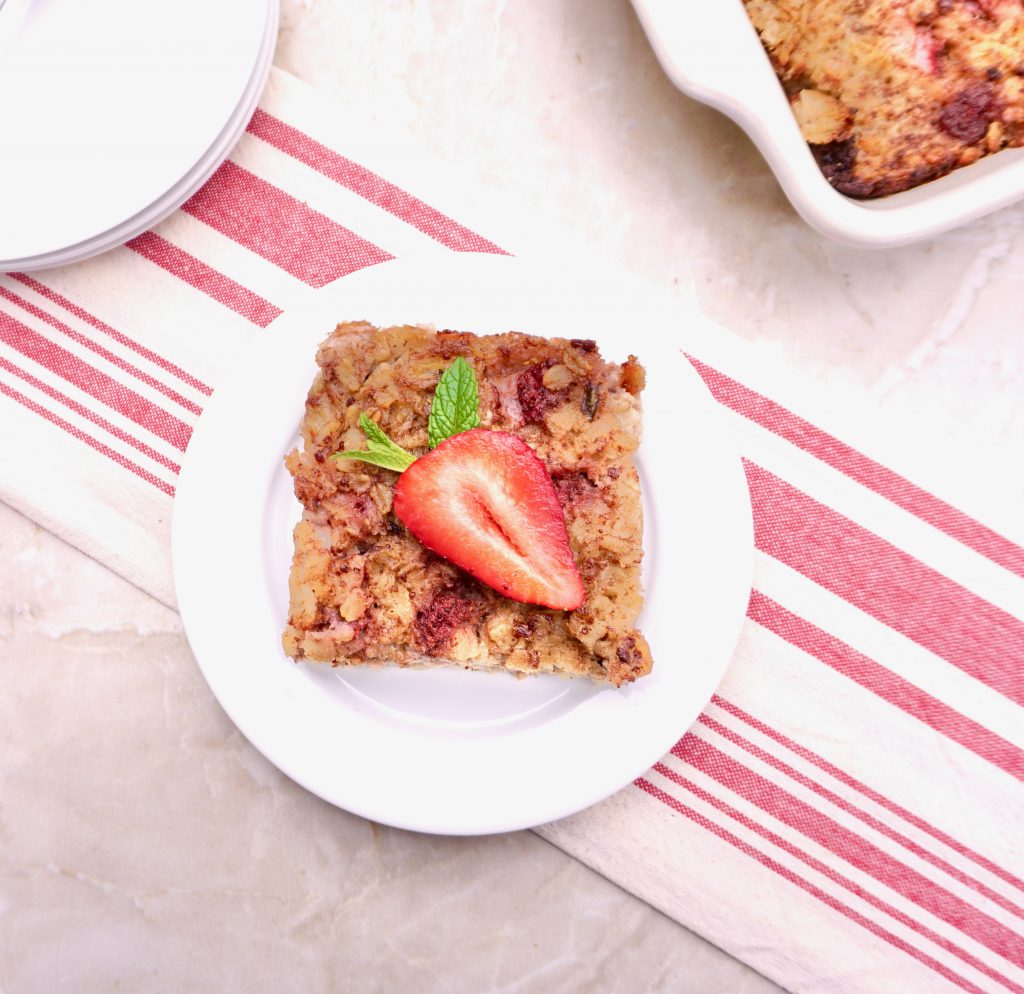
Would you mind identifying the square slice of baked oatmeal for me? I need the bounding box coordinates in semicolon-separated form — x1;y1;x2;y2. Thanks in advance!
282;322;652;687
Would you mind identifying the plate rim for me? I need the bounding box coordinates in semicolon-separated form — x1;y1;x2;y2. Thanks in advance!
172;253;754;834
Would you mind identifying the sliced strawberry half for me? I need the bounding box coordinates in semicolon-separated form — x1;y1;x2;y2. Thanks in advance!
393;429;586;611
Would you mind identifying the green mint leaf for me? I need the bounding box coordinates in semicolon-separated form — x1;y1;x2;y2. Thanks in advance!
330;449;415;472
428;357;480;449
358;413;405;452
330;413;416;473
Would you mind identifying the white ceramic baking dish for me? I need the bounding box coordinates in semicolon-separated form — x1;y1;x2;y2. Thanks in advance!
631;0;1024;247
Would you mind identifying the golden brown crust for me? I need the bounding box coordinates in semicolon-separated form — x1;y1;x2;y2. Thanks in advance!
282;322;652;687
744;0;1024;197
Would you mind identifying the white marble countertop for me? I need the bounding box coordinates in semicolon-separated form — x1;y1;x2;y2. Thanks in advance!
3;1;1023;990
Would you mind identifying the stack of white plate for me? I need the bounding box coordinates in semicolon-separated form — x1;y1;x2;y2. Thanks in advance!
0;0;279;272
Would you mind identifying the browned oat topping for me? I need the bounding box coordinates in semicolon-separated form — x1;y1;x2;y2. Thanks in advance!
744;0;1024;197
282;322;652;687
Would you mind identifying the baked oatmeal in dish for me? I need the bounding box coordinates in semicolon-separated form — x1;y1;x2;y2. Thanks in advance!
744;0;1024;197
282;322;652;687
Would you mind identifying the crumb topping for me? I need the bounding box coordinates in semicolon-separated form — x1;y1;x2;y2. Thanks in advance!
282;322;652;686
745;0;1024;197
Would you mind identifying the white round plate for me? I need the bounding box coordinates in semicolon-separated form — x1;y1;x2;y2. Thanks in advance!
4;0;278;273
173;254;753;835
0;0;275;266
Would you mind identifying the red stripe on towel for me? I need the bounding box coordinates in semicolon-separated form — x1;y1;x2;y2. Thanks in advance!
246;109;507;254
0;310;192;452
182;160;393;287
748;592;1024;781
127;232;282;328
0;378;174;496
690;358;1024;578
7;274;211;395
746;462;1024;707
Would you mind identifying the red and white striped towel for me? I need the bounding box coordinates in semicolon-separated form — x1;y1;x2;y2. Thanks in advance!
1;68;1021;994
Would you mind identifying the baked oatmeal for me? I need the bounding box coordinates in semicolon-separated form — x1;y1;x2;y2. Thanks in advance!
282;322;652;687
744;0;1024;197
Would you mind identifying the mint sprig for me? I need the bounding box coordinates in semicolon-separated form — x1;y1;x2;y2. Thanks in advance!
330;413;416;473
330;358;480;472
428;356;479;449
